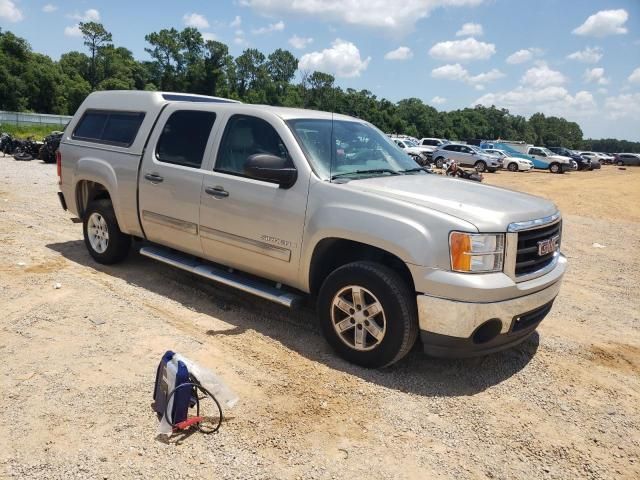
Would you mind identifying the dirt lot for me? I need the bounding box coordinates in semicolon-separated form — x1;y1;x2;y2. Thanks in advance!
1;159;639;479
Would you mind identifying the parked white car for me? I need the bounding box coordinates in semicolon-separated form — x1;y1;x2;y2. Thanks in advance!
483;149;533;172
392;138;431;163
417;138;449;156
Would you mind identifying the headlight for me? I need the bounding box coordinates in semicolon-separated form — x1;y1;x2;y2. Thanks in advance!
449;232;505;273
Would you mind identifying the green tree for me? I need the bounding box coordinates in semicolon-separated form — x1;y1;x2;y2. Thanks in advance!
79;22;113;89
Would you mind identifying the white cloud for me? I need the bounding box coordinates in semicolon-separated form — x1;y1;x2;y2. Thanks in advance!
239;0;485;32
252;20;285;35
604;93;640;120
42;4;58;13
583;67;609;85
183;12;210;29
429;37;495;62
0;0;23;22
230;15;242;28
64;24;82;37
71;8;100;22
299;39;370;78
475;86;597;119
431;96;447;105
628;67;640;84
573;9;628;37
431;63;504;87
505;48;542;64
456;22;483;37
202;32;217;42
384;46;413;60
567;46;603;63
521;63;566;88
289;34;313;50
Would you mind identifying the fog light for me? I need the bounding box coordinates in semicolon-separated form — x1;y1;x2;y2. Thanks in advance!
472;319;502;344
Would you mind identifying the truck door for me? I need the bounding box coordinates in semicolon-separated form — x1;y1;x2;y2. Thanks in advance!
528;148;549;169
198;113;309;286
138;106;218;256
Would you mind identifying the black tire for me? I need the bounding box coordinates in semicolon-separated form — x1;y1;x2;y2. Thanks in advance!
13;152;33;161
435;157;445;169
82;199;131;264
317;261;418;368
507;162;518;172
617;160;624;166
474;160;487;172
549;162;560;174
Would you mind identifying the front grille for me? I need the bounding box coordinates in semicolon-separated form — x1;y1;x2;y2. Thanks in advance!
515;220;561;277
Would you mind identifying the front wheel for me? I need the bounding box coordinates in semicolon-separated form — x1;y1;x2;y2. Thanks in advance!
617;160;624;166
549;162;561;174
508;162;519;172
83;199;131;264
318;261;418;368
474;160;487;172
435;157;445;169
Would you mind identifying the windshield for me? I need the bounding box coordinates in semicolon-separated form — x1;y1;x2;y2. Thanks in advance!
287;119;419;180
405;139;418;147
540;147;555;156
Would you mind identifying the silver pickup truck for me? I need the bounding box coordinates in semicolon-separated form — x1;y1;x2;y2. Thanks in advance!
57;91;566;367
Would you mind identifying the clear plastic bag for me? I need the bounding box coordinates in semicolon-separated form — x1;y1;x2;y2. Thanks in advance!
174;353;239;409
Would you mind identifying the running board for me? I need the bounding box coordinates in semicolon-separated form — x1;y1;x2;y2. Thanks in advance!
139;245;303;309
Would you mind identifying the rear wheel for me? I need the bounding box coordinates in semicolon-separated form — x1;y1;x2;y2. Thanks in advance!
507;162;518;172
318;261;418;368
13;152;33;161
617;160;624;166
83;199;131;264
474;160;487;172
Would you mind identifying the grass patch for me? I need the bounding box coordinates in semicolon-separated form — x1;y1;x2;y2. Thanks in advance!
0;123;64;139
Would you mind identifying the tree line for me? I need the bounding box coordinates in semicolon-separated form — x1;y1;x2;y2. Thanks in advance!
0;24;638;152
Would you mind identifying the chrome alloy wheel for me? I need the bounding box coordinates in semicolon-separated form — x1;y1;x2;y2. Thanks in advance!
331;285;386;351
87;212;109;254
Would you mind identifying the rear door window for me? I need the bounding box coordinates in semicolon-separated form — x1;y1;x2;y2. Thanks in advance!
73;110;145;147
155;110;217;168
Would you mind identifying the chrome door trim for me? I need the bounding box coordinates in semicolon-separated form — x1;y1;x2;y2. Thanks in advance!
200;226;291;262
141;210;198;235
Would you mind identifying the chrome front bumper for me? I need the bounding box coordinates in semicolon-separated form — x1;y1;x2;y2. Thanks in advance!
417;277;562;338
416;255;565;357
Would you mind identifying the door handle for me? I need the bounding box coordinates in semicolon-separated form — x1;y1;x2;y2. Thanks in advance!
144;173;164;183
205;186;229;198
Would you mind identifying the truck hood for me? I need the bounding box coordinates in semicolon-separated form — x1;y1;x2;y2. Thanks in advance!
344;174;558;232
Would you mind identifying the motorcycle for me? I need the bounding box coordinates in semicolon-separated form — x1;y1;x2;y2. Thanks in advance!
12;137;43;161
1;133;18;155
39;131;63;164
444;159;484;182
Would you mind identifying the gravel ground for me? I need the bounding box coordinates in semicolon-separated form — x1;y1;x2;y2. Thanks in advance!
0;158;639;479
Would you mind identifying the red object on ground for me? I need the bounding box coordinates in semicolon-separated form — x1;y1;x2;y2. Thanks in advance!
174;416;203;430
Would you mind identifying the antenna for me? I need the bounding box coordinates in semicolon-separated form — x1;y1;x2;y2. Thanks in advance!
329;80;337;182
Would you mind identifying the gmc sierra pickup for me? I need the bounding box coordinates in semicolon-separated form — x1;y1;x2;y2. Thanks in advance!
57;91;566;367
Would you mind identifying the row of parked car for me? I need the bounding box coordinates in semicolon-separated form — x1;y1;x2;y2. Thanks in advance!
390;135;640;173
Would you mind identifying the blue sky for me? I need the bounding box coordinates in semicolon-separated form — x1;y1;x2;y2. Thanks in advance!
1;0;639;140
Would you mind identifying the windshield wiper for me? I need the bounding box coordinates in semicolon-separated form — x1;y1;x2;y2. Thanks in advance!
398;167;426;173
330;169;401;180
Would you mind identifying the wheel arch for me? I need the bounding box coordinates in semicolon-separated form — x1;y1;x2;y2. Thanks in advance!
308;238;416;297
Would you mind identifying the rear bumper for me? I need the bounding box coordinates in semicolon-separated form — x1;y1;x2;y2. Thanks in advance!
416;265;564;357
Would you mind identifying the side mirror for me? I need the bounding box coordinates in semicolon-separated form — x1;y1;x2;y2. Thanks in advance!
244;153;297;189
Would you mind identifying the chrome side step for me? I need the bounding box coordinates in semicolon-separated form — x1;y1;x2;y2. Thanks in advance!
139;245;303;308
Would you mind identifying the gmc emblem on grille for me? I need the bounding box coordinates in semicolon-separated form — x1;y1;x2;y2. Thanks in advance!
538;235;560;256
